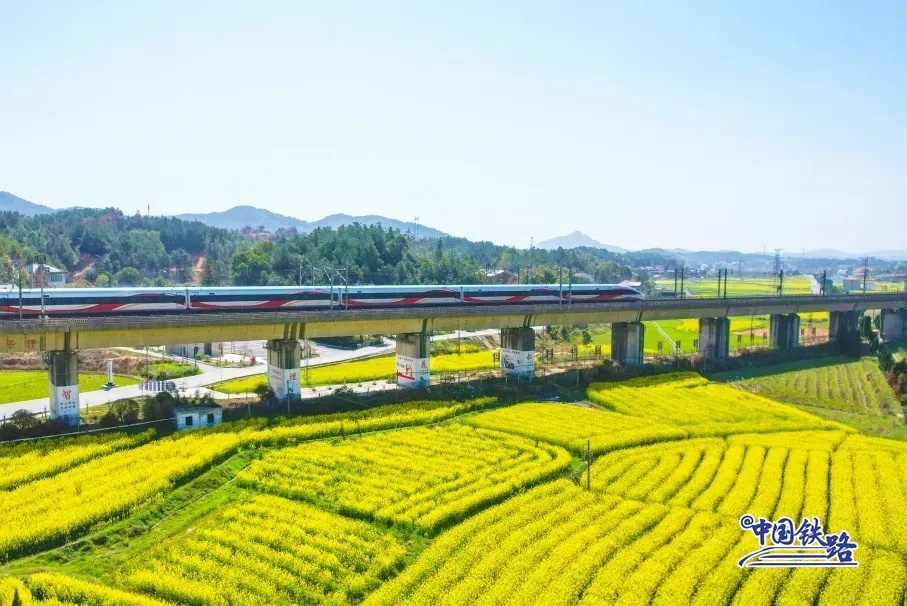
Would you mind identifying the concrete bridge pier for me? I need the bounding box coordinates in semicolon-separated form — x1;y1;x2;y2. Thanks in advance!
881;309;906;341
500;327;535;378
770;314;800;352
828;310;859;342
267;339;301;400
46;350;80;425
698;318;730;361
396;332;430;388
611;322;644;367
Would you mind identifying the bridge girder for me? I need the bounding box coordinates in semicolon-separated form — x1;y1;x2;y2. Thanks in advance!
0;294;903;354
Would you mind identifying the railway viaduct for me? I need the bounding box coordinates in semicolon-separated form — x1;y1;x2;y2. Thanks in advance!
1;292;904;424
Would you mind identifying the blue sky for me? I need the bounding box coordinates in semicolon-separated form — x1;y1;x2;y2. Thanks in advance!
1;1;904;252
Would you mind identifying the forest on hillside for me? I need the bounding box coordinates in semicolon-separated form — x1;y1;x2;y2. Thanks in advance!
0;208;668;291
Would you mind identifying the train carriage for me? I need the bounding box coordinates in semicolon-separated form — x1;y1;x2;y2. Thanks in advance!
0;283;644;317
0;288;187;316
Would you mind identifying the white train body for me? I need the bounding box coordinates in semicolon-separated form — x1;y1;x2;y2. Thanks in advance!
0;284;644;316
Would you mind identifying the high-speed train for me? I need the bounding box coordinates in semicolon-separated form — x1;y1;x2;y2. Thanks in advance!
0;284;644;316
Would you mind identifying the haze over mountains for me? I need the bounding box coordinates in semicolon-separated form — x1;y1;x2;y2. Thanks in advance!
174;205;447;238
0;191;53;216
535;231;628;253
1;191;905;260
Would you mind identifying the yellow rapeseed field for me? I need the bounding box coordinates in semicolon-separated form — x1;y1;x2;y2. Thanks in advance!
587;372;844;436
239;424;571;532
211;351;497;393
5;373;907;604
128;494;406;605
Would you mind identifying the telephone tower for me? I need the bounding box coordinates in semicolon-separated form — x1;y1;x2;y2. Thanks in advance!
772;249;783;294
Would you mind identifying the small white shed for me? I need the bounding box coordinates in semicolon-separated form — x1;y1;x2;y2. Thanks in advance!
173;404;223;431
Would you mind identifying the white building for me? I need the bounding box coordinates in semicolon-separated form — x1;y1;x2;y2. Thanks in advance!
842;278;875;293
173;403;223;431
26;263;67;287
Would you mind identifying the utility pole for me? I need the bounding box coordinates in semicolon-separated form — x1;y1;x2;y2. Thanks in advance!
679;267;685;299
14;256;23;321
33;254;46;318
862;257;869;294
558;267;563;305
568;268;572;306
778;270;784;296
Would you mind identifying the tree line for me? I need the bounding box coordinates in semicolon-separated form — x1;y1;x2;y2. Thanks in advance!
0;209;671;291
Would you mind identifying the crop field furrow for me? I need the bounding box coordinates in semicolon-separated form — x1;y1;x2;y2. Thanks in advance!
773;448;808;520
743;447;789;519
604;458;664;497
721;356;899;416
624;452;683;501
239;424;571;532
774;567;832;606
577;508;697;604
609;511;726;606
526;504;671;606
691;445;747;512
716;446;767;517
814;548;871;606
463;402;688;455
428;494;592;606
0;430;155;491
646;448;705;503
871;452;907;552
651;522;743;605
731;567;791;606
128;494;405;605
668;445;727;507
850;452;888;549
471;499;639;606
8;373;907;604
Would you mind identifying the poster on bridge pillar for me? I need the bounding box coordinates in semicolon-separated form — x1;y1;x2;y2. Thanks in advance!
501;349;535;376
396;355;430;388
268;365;300;400
49;384;79;420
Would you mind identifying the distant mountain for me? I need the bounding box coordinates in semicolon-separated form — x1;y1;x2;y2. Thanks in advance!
176;206;306;232
0;191;53;216
312;214;447;238
801;249;907;261
175;206;447;238
864;251;907;261
536;231;627;252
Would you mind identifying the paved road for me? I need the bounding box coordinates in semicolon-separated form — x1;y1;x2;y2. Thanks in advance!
0;329;501;418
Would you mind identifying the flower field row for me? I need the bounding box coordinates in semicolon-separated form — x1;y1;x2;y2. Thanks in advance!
367;478;906;606
591;431;846;521
0;429;156;491
211;351;498;394
0;396;499;560
246;397;496;446
587;372;844;436
238;424;572;533
17;572;166;605
727;356;898;415
463;402;687;455
127;494;406;605
0;432;241;561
